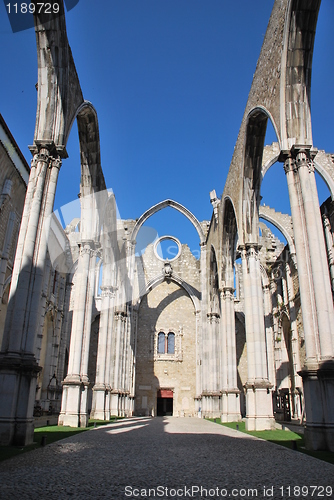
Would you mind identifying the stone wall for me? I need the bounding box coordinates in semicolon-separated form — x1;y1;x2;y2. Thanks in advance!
135;280;196;417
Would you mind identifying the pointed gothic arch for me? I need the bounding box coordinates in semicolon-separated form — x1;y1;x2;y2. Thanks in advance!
222;196;239;287
134;272;200;314
131;199;205;245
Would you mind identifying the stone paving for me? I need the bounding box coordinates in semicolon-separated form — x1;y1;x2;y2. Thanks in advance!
0;417;333;500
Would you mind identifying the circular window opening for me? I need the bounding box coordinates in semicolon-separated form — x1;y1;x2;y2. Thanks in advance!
154;236;181;262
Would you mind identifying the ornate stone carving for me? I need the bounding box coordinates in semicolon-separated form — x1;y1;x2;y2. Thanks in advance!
163;261;173;278
51;157;62;170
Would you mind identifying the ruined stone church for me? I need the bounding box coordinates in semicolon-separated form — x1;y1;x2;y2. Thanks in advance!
0;0;334;452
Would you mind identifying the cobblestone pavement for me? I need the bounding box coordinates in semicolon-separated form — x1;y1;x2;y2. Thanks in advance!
0;417;333;500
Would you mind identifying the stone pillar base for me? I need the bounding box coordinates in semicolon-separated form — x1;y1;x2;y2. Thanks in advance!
110;392;120;416
201;393;220;418
124;395;133;417
0;417;35;447
221;390;241;422
104;387;111;420
90;384;107;421
304;425;334;452
129;396;134;416
0;353;40;445
58;376;89;428
119;395;125;417
245;381;274;431
300;362;334;451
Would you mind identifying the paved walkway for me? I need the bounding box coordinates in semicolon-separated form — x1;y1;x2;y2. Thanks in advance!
0;417;333;500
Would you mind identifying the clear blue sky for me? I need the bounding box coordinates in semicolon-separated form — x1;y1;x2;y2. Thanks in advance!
0;1;333;256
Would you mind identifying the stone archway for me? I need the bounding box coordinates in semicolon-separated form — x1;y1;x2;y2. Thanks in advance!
131;199;205;244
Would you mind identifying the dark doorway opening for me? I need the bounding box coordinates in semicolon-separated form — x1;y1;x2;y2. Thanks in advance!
157;389;173;416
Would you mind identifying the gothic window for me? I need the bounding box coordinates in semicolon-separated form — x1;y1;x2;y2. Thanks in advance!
158;332;165;354
167;333;175;354
154;329;182;361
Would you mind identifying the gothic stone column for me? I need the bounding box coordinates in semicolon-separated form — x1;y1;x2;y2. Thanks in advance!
91;286;115;420
283;147;334;450
220;287;241;422
240;245;274;431
0;146;62;445
204;312;220;418
109;310;124;416
263;283;275;388
58;241;95;427
285;261;303;420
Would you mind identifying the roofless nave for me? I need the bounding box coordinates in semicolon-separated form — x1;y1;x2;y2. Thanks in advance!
0;0;333;452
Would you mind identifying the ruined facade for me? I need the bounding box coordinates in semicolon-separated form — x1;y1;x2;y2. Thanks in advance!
0;0;334;452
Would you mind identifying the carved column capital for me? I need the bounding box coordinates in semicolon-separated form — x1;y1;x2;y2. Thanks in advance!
51;156;62;170
283;157;296;175
100;285;117;298
79;241;95;257
282;145;317;174
245;243;260;260
219;286;234;300
207;311;220;323
239;243;261;260
114;310;126;321
31;149;51;168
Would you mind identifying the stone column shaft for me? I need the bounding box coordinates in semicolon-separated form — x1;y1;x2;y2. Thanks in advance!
59;241;95;428
80;251;95;381
244;246;268;381
263;284;275;387
224;288;236;389
0;147;62;446
67;244;92;377
219;291;228;391
3;151;49;353
24;158;61;355
285;262;302;387
297;154;334;358
241;245;273;430
91;285;116;420
95;290;110;386
113;312;123;392
220;286;240;422
284;157;318;361
283;148;334;449
200;243;207;406
56;281;73;384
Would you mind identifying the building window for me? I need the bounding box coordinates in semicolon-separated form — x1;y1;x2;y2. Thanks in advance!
154;328;182;361
167;333;175;354
158;332;165;354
